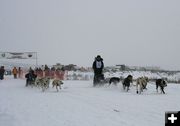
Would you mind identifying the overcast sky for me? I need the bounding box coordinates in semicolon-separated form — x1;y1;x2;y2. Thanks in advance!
0;0;180;70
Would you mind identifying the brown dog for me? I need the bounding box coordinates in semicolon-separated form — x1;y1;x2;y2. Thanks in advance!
52;79;64;92
136;76;149;94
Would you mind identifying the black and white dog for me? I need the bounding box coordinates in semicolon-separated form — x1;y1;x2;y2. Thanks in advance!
109;77;120;86
156;79;167;94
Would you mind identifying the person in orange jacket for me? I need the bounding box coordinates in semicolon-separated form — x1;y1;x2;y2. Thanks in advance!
12;67;18;79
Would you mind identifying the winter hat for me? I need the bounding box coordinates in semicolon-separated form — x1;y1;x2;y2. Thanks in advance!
97;55;101;58
96;55;102;61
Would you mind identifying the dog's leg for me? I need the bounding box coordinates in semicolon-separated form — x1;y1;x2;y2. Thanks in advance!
56;85;59;92
161;87;165;94
42;86;45;92
138;84;142;94
42;83;46;92
31;82;33;88
46;83;48;89
37;82;41;89
115;82;118;86
123;84;125;90
141;85;143;93
136;83;139;94
108;79;112;86
127;86;129;92
144;83;147;90
156;84;158;93
47;82;49;88
139;84;143;94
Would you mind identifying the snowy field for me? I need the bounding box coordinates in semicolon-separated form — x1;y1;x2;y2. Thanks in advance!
0;76;180;126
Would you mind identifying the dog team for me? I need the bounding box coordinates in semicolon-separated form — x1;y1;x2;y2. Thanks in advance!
25;69;167;94
25;69;63;92
93;55;167;94
108;75;167;94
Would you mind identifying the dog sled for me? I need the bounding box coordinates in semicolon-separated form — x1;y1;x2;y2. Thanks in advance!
93;74;107;86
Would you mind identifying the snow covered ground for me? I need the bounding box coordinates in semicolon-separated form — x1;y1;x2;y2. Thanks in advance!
0;76;180;126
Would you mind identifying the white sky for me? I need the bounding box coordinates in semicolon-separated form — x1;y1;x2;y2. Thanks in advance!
0;0;180;70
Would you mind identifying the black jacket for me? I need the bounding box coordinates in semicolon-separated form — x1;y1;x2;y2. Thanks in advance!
0;67;5;75
92;57;104;75
25;72;37;81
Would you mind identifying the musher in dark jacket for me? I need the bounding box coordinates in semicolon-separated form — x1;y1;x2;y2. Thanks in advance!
25;70;37;87
92;55;104;86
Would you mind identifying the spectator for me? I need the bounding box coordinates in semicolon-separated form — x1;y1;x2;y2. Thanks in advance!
12;67;18;79
18;67;22;78
0;66;5;80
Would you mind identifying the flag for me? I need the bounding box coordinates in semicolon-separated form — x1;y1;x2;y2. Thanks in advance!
0;52;37;59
